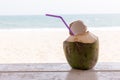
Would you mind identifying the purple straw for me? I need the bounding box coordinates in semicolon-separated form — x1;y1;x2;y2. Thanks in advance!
46;14;74;35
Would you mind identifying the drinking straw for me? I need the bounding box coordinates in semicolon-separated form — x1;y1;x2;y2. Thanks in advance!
46;14;74;35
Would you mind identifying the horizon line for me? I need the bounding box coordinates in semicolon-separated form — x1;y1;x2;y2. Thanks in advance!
0;13;120;16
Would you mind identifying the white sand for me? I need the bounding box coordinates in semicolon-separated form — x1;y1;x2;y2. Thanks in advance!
0;28;119;63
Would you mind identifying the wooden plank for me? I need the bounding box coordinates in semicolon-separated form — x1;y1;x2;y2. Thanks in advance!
0;63;119;80
0;62;119;72
0;63;70;72
0;71;119;80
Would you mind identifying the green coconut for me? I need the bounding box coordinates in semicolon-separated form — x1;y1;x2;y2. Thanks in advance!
63;20;99;70
63;32;99;70
63;31;99;70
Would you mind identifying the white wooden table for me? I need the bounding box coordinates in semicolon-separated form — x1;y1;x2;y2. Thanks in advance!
0;62;119;80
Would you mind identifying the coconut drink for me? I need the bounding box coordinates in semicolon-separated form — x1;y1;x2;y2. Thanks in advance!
46;14;99;70
63;20;99;70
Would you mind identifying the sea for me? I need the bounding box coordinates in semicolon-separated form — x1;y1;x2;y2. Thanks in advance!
0;14;120;29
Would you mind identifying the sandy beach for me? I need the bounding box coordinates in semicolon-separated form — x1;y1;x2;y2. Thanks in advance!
0;28;120;63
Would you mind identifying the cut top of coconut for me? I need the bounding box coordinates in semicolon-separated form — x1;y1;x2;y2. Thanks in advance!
70;20;87;35
66;31;98;43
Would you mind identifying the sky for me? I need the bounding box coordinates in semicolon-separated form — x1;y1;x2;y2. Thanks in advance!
0;0;120;15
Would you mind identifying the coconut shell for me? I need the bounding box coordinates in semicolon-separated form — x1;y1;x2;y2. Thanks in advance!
69;20;87;35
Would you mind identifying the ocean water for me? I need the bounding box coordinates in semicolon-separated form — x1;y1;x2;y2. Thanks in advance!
0;14;120;29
